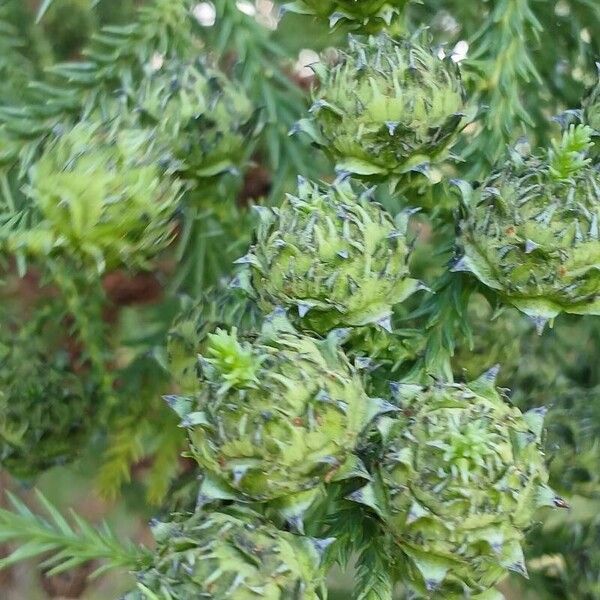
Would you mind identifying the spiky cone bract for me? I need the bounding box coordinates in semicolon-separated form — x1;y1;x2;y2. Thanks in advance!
5;122;181;273
0;314;97;479
296;34;470;187
351;373;559;599
239;178;419;334
127;509;327;599
455;125;600;324
169;320;385;519
284;0;409;32
138;58;255;183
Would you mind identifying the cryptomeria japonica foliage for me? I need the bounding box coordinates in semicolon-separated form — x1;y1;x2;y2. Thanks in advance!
0;1;600;599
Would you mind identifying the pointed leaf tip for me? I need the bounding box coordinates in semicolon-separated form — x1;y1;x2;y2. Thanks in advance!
508;561;529;579
376;315;393;333
386;121;399;135
326;327;352;345
484;364;500;382
287;515;305;534
553;496;570;509
450;256;472;273
297;302;311;318
371;397;400;418
233;253;253;265
329;11;345;27
354;356;376;371
333;169;351;184
252;204;271;217
530;315;549;335
524;239;539;254
310;537;336;559
347;488;366;504
163;395;177;407
537;484;569;509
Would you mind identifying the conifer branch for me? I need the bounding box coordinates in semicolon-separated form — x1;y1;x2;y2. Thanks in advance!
463;0;542;175
0;490;147;577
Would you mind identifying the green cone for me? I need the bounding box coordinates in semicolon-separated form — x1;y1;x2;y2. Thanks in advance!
169;321;381;504
128;509;327;599
241;178;419;334
7;122;181;272
352;373;559;599
456;125;600;323
296;34;469;183
138;58;254;181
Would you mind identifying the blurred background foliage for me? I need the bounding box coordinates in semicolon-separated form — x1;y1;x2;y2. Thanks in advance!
0;0;600;598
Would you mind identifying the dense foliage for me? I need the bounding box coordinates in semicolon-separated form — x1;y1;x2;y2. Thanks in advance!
1;1;600;599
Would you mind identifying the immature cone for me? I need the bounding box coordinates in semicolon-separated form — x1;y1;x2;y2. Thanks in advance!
240;178;419;334
139;59;254;181
296;34;469;183
352;373;559;599
170;320;381;506
128;509;327;599
284;0;409;32
0;316;96;479
456;125;600;323
8;122;180;272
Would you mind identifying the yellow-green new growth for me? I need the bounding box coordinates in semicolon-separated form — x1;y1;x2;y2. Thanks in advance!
7;122;181;272
240;178;419;334
204;328;263;391
128;509;328;599
296;33;469;185
456;125;600;324
352;372;561;599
